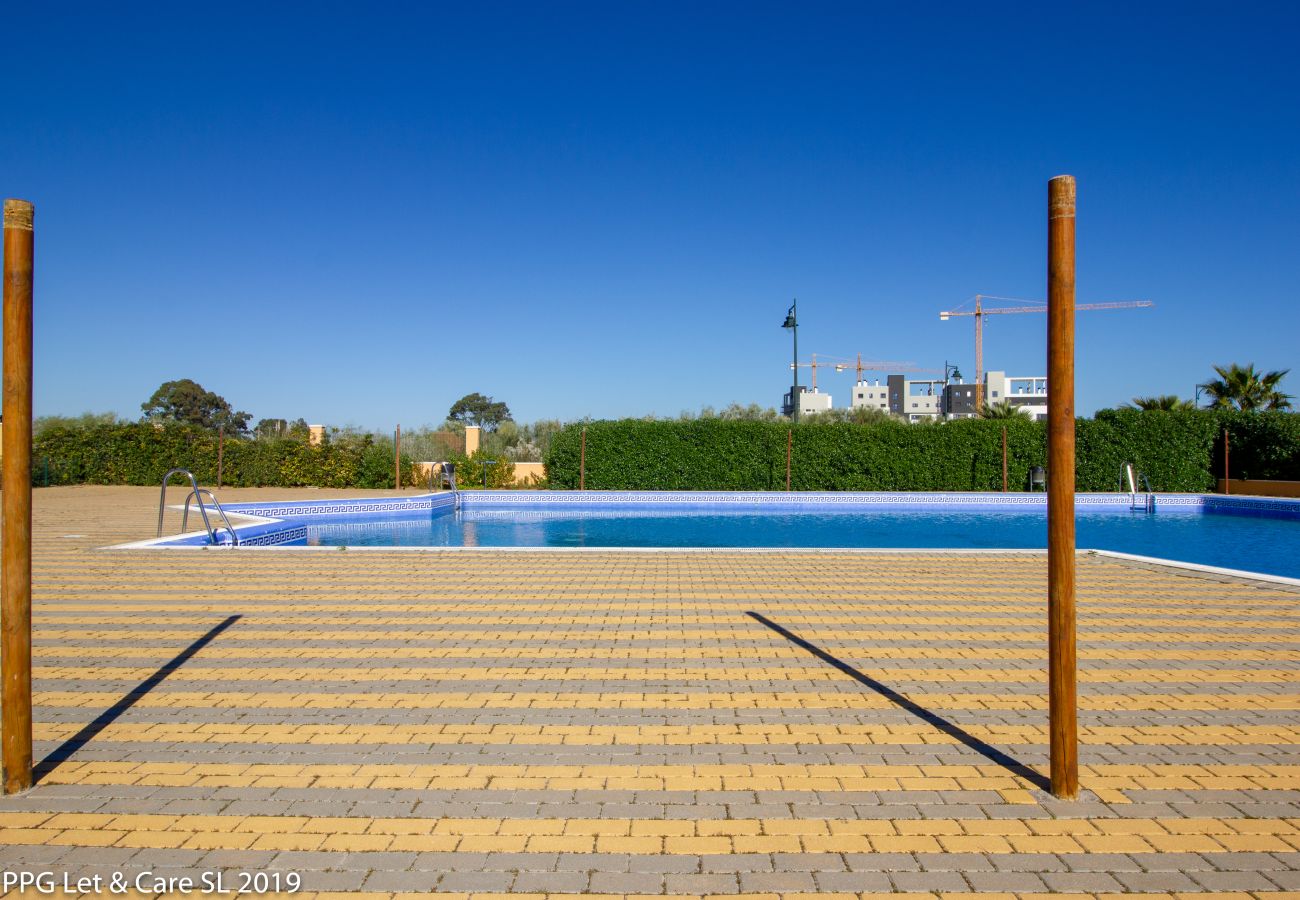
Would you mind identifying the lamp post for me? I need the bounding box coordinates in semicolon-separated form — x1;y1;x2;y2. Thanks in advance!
782;300;799;424
940;361;962;420
1194;383;1211;408
483;459;498;490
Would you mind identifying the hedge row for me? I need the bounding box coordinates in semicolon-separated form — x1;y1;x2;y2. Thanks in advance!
28;411;1300;491
33;423;419;489
544;410;1300;492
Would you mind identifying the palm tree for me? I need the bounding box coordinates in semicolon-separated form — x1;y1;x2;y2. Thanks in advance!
978;400;1030;420
1203;364;1292;411
1128;395;1195;411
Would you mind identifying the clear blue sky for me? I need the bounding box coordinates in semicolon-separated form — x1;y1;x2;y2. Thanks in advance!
4;2;1297;428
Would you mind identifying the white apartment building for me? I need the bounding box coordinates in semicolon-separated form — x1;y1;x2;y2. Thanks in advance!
849;380;891;413
782;386;833;417
886;374;945;422
984;371;1048;421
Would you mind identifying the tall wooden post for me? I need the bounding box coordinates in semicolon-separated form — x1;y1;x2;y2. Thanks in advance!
1223;429;1230;494
786;430;792;492
579;427;586;491
3;199;34;795
1047;175;1079;799
217;425;224;489
395;424;401;490
1001;426;1008;493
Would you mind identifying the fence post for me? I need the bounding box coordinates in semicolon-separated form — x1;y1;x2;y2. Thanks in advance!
1001;426;1008;492
786;429;792;492
3;198;34;794
579;427;586;491
395;424;401;490
1047;175;1079;800
217;425;224;489
1223;429;1230;494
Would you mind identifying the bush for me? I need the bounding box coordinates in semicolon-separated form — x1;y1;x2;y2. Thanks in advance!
458;449;516;489
543;411;1250;492
1216;411;1300;481
32;422;420;489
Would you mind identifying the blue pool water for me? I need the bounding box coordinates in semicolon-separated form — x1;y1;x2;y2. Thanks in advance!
303;507;1300;579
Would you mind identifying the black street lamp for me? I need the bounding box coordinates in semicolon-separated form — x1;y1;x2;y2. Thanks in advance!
483;459;498;489
782;300;799;423
941;361;963;420
1194;383;1211;408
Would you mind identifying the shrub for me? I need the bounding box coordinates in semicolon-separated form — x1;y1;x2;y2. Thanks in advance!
543;412;1244;492
32;422;419;489
458;449;516;489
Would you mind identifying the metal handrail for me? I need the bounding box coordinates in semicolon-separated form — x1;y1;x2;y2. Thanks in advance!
429;461;457;492
1121;462;1156;512
158;467;238;545
428;461;460;511
181;489;240;546
158;468;211;538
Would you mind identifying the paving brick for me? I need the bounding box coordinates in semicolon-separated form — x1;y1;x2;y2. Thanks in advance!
21;495;1300;898
964;871;1049;892
889;870;969;891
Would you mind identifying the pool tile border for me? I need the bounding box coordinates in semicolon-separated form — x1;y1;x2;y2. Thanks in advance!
116;489;1300;551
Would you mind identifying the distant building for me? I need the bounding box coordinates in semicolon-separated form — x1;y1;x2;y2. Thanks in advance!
849;380;891;413
982;371;1048;421
782;386;833;418
880;370;1048;422
785;368;1047;421
887;374;944;423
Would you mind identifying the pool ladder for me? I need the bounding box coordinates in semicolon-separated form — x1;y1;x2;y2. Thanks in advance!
157;468;240;545
1121;462;1156;514
429;461;460;510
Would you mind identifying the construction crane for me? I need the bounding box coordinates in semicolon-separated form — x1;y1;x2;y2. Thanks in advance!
790;353;934;391
939;294;1154;409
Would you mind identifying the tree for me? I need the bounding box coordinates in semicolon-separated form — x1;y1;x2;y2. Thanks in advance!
254;417;311;441
447;393;512;430
802;406;898;424
978;400;1031;420
141;379;251;433
34;411;119;437
1128;395;1195;411
718;402;782;421
1203;364;1292;411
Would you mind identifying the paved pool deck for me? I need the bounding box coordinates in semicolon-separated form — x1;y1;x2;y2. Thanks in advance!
1;485;1298;899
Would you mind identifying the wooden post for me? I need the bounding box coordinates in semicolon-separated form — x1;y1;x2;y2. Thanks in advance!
1047;175;1079;800
395;424;401;490
1002;426;1008;493
1223;429;1230;494
217;425;224;489
579;427;586;490
786;429;792;492
3;199;34;794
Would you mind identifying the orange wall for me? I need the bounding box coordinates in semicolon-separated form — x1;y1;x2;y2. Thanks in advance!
1218;479;1300;498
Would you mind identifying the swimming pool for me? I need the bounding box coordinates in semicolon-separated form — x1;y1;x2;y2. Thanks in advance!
133;491;1300;581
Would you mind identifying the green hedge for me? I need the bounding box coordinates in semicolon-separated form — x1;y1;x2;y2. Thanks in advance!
1215;411;1300;481
33;423;419;489
544;410;1274;492
29;411;1299;492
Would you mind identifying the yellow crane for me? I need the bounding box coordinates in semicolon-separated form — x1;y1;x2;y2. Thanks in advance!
939;294;1154;409
790;353;936;391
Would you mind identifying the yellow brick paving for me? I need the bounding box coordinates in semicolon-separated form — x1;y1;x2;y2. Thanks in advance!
1;486;1299;899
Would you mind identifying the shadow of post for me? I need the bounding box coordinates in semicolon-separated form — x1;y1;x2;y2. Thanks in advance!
746;611;1049;791
35;615;242;781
